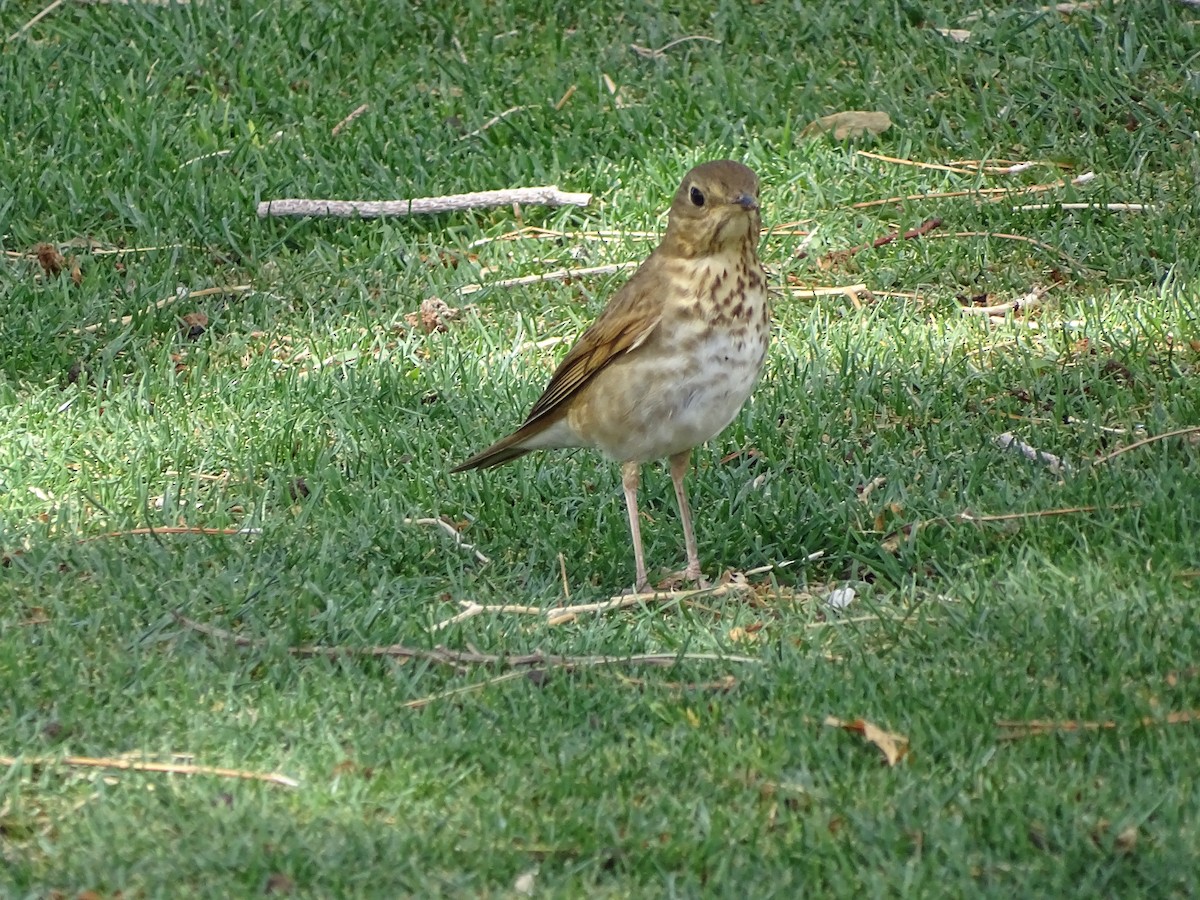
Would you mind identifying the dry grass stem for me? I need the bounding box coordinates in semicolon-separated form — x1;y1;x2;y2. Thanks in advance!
403;517;490;564
997;708;1199;739
1012;202;1148;212
74;285;254;334
850;172;1094;210
1091;426;1200;466
7;0;66;41
331;102;369;135
783;283;869;299
0;754;298;788
927;231;1089;270
431;583;754;631
957;504;1137;524
459;261;639;295
177;612;760;670
402;671;532;709
553;84;578;110
629;35;721;59
459;105;530;140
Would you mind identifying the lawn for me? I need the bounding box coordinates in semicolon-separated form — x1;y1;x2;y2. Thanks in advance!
2;0;1199;895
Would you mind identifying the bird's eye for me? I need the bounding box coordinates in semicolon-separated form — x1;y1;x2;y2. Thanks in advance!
689;186;706;207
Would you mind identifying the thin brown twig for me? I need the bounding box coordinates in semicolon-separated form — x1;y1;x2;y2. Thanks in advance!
331;102;369;135
0;754;299;788
545;582;750;626
175;613;761;670
611;673;739;691
1091;426;1200;466
947;158;1071;170
885;503;1138;547
996;708;1199;739
858;151;1068;176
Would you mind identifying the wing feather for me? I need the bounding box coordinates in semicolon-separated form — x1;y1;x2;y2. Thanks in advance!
522;256;667;425
451;250;671;472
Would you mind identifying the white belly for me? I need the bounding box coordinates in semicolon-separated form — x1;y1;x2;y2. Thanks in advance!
564;316;768;462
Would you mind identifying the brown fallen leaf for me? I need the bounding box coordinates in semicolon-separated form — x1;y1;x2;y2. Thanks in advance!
1092;819;1138;855
180;311;209;340
825;716;909;766
35;243;66;276
802;110;892;141
727;623;763;643
264;872;295;894
405;296;459;333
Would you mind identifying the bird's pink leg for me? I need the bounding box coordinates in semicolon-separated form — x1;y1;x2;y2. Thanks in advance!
621;461;651;592
669;450;703;582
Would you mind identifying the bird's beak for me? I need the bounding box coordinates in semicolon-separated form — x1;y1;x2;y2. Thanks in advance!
733;193;759;212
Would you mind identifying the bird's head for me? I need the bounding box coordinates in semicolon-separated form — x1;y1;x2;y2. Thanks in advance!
661;160;761;258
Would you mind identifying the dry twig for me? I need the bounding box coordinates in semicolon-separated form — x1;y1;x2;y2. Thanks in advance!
402;671;532;710
257;187;591;219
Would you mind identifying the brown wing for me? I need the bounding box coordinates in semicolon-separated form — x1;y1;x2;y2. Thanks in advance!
523;258;666;425
451;254;668;472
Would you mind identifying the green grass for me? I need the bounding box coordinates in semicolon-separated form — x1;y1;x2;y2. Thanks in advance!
3;0;1200;895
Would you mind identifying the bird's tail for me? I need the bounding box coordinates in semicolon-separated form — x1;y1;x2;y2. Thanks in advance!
450;436;533;472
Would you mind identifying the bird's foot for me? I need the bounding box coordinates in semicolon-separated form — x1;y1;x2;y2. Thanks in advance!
651;568;710;592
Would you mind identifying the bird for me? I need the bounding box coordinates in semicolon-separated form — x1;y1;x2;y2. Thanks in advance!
452;159;770;592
